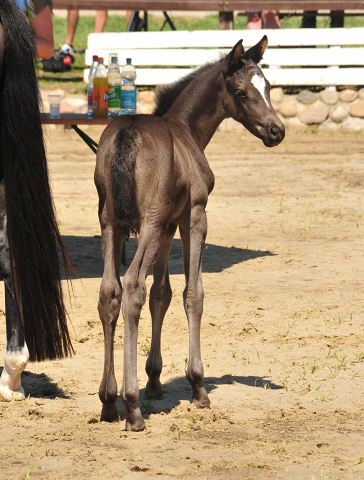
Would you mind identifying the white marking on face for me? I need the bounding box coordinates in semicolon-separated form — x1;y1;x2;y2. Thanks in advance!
251;73;270;108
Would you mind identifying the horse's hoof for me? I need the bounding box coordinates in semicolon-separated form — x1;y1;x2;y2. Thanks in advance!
125;405;145;431
100;403;119;422
145;380;163;400
125;417;145;431
192;388;211;408
0;386;25;402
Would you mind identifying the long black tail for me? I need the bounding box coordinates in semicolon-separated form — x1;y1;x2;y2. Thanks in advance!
0;0;73;361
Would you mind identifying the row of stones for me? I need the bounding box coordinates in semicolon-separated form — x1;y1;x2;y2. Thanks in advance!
270;87;364;128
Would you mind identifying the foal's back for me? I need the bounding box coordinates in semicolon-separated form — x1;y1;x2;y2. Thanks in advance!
95;113;211;231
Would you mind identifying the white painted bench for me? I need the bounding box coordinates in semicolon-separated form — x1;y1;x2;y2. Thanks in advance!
84;28;364;86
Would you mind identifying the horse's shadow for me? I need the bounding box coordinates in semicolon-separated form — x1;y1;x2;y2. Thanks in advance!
0;367;70;399
115;374;283;421
62;235;275;279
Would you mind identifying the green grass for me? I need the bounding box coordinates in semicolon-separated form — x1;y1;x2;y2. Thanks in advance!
37;13;364;92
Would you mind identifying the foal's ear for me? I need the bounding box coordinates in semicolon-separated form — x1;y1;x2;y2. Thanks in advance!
242;35;268;64
227;39;245;68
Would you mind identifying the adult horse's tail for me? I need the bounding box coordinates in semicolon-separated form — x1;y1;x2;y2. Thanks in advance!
0;0;73;361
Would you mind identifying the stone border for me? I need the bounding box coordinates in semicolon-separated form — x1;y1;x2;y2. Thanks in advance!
41;87;364;132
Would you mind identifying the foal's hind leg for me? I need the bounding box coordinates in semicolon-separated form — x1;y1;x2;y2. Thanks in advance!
98;221;123;422
145;223;177;399
0;183;29;401
121;224;168;431
179;205;210;408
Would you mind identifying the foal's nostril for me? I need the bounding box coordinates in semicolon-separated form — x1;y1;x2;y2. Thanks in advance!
269;125;279;140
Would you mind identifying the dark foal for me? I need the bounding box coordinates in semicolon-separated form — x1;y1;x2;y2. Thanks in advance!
0;0;73;401
95;36;285;430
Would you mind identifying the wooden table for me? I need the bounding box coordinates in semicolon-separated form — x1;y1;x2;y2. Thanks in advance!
41;113;110;154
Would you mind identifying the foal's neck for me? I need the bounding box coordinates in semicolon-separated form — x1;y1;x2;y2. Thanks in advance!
164;60;227;150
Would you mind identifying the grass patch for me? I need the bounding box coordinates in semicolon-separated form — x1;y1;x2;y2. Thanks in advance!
38;13;364;92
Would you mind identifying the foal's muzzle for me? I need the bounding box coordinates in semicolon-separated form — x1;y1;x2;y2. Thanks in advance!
263;123;285;147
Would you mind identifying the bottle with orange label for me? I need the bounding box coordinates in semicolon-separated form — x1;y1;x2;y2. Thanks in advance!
93;57;108;117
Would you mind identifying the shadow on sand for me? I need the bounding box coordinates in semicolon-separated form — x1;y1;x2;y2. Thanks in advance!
62;235;275;280
0;367;70;400
112;374;283;422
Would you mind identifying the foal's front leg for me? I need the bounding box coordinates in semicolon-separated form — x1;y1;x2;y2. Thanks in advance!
179;205;210;408
0;184;29;401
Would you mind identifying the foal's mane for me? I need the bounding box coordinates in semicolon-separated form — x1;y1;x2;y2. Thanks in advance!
153;60;219;117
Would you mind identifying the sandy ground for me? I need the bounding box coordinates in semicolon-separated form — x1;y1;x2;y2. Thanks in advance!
1;125;364;479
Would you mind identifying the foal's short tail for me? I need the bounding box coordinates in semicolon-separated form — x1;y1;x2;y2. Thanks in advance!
111;128;140;239
0;0;74;361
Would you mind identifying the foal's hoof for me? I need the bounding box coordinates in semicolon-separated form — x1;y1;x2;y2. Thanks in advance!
125;405;145;431
145;379;163;400
192;388;211;408
100;403;119;423
125;417;145;432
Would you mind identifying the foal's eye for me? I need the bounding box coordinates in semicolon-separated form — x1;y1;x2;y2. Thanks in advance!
235;89;246;99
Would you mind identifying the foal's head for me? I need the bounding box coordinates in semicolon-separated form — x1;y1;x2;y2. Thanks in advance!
223;36;285;147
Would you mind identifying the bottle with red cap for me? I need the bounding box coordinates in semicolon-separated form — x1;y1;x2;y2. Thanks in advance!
87;55;99;116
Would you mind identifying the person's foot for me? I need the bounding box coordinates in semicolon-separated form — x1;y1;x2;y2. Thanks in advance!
60;43;75;55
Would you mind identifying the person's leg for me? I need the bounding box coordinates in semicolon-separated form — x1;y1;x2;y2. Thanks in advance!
64;10;78;45
246;11;262;29
301;11;317;28
61;10;78;53
330;10;344;28
95;10;108;32
261;10;281;29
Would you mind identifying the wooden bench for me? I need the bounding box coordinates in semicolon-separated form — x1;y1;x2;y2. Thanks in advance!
84;27;364;87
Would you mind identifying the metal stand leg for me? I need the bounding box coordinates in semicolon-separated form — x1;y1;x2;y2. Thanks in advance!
71;125;98;154
161;12;176;30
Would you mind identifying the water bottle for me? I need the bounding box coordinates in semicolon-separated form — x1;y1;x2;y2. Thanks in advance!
108;56;122;117
121;58;137;115
93;57;108;118
87;55;99;116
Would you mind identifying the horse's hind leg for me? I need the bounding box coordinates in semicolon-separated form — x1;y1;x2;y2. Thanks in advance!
179;205;210;408
98;221;123;422
145;223;177;399
0;183;29;401
121;224;169;431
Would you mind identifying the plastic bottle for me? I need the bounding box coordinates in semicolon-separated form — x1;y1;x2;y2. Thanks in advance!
121;58;137;115
108;56;122;117
87;55;99;116
93;57;108;118
108;53;119;71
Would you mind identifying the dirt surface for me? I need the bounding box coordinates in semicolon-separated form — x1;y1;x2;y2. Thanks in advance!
1;125;364;479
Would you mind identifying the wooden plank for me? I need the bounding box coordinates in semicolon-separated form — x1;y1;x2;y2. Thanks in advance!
41;113;111;125
83;66;364;86
264;67;364;85
52;1;364;11
86;47;364;66
85;48;229;66
87;28;364;49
